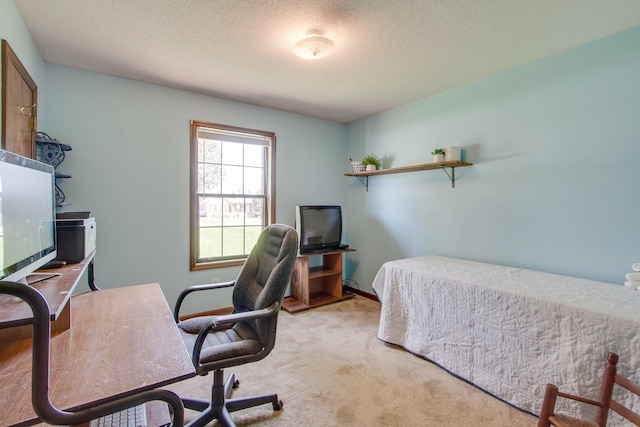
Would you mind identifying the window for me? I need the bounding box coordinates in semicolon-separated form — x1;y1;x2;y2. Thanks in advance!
190;121;275;270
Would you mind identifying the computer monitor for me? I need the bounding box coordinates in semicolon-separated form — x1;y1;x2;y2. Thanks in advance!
0;149;57;284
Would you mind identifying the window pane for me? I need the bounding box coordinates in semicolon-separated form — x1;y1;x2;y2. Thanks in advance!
197;163;204;194
221;165;243;194
244;144;264;167
221;141;243;166
221;197;243;223
201;138;221;163
199;226;221;258
199;197;222;226
202;164;221;194
244;167;263;194
222;226;245;257
245;197;264;225
197;136;205;162
245;225;262;250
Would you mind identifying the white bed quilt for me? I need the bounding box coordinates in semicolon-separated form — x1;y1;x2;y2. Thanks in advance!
373;256;640;423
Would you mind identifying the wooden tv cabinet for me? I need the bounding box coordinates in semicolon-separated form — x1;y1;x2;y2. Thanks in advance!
282;248;355;313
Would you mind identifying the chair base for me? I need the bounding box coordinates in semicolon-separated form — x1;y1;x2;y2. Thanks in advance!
183;370;283;427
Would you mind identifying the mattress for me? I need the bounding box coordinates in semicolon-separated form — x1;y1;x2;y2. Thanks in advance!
373;255;640;424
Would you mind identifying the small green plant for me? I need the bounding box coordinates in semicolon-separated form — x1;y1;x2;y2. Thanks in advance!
362;153;382;167
431;148;445;155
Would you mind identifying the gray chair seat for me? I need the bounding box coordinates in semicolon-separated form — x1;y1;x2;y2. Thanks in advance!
178;321;262;364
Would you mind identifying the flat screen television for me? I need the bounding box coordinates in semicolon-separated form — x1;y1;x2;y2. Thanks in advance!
295;205;343;254
0;149;57;284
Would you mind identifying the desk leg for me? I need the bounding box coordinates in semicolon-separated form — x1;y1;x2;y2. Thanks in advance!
88;258;101;291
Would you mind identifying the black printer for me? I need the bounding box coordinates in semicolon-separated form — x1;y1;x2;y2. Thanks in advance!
55;212;96;263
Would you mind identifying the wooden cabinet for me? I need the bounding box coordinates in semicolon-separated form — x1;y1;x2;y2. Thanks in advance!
282;249;354;313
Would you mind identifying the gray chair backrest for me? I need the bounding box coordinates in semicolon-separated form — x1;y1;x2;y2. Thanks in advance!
232;224;298;340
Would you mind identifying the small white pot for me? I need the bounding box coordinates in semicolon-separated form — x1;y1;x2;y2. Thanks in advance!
365;164;377;171
445;146;461;162
433;154;445;163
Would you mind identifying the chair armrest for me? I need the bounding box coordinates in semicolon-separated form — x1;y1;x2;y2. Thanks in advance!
191;301;280;368
173;281;235;322
202;301;279;328
538;383;603;427
556;390;602;408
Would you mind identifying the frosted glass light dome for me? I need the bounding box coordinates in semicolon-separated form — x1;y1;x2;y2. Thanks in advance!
293;30;335;60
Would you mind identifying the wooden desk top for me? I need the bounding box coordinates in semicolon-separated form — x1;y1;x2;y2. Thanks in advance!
0;251;95;329
0;283;196;427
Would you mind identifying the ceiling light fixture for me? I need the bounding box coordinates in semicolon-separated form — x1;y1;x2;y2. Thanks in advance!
293;30;335;60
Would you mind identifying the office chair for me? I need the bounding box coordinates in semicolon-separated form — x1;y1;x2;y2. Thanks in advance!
537;352;640;427
174;224;298;427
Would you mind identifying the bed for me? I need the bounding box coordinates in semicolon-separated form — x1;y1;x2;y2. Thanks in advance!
372;255;640;423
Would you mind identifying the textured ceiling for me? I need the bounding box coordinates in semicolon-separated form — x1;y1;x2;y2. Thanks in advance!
14;0;640;123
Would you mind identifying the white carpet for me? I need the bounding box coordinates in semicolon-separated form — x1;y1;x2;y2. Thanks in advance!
167;295;538;426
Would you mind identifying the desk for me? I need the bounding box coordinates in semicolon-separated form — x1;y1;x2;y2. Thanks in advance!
0;251;96;340
0;283;196;427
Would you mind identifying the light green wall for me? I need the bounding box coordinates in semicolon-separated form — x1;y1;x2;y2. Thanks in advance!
40;66;347;311
4;2;640;306
2;2;347;311
0;0;46;135
345;26;640;291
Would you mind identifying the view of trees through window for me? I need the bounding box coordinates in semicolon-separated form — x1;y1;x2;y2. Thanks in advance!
190;121;274;269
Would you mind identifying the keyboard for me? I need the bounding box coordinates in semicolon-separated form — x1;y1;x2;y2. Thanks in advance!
89;403;147;427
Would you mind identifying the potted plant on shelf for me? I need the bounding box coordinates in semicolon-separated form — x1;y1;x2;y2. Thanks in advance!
431;148;445;163
362;153;382;171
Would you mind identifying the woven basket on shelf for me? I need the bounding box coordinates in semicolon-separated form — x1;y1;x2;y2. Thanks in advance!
351;162;365;173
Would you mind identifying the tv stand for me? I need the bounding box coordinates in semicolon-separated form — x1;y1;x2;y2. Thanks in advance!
282;248;355;313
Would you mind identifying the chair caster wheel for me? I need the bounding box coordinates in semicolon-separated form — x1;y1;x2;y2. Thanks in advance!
273;400;283;411
233;379;240;388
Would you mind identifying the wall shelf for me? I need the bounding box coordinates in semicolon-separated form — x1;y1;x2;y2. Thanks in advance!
36;132;72;206
344;160;473;191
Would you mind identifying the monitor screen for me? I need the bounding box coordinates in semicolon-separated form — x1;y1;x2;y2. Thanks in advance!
296;205;342;253
0;149;57;284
